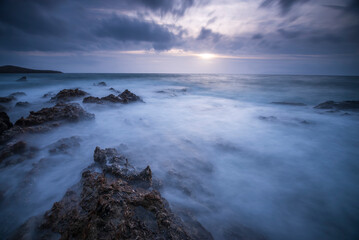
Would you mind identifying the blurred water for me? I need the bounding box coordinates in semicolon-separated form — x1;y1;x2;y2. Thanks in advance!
0;73;358;239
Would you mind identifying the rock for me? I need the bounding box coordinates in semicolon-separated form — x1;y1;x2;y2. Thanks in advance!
0;96;13;103
314;101;359;111
0;141;27;163
47;136;82;155
94;81;107;86
0;112;13;134
271;102;306;106
16;76;27;82
0;105;7;112
83;96;103;104
9;92;26;97
109;87;120;94
42;92;55;98
13;146;213;240
15;103;94;127
15;101;30;107
50;88;88;102
83;94;123;104
119;89;141;103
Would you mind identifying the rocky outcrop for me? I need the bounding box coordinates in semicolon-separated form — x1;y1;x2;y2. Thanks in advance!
314;101;359;111
47;136;82;155
15;101;30;107
120;89;141;103
0;103;94;144
12;147;213;240
9;92;26;97
51;88;88;102
83;90;141;104
0;96;13;103
0;105;6;112
15;103;94;127
94;81;107;86
0;112;13;134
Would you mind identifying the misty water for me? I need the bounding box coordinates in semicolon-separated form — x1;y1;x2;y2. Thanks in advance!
0;74;358;239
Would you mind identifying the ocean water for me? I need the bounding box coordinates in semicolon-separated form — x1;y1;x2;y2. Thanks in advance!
0;73;358;239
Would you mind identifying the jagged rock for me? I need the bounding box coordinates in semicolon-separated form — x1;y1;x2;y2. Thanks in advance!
0;112;13;134
102;94;123;103
94;81;107;86
16;76;27;82
314;101;359;111
51;88;88;102
15;101;30;107
0;140;38;166
0;141;26;162
119;89;141;103
15;103;94;127
47;136;82;155
12;147;213;240
83;96;103;104
83;94;122;104
271;102;306;106
109;87;121;94
0;103;94;144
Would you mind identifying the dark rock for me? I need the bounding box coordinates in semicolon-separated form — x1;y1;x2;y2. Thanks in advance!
51;88;88;102
9;92;26;97
271;102;306;106
94;81;107;86
47;136;82;155
0;96;13;103
0;105;7;112
83;96;103;104
0;112;13;134
16;76;27;82
119;89;141;103
15;103;94;127
109;87;120;94
102;94;123;103
12;146;213;240
15;101;30;107
0;141;27;163
42;92;55;98
314;101;359;111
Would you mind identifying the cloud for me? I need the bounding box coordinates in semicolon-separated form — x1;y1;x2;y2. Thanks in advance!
260;0;308;14
196;27;222;42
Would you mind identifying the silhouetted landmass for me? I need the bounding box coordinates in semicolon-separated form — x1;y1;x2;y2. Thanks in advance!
0;65;62;73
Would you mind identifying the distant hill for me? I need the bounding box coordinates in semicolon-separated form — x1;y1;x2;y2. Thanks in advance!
0;65;62;73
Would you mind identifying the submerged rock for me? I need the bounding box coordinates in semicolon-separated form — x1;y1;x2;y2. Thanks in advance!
15;103;94;127
13;147;213;240
51;88;88;102
314;101;359;111
42;92;55;98
9;92;26;98
94;81;107;86
47;136;82;155
0;112;13;134
16;76;27;82
15;101;30;107
0;96;13;103
271;102;306;106
109;87;121;94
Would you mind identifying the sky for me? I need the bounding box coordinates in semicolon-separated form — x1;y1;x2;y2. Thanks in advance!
0;0;358;75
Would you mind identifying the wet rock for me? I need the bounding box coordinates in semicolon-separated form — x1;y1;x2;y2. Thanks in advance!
0;141;26;162
314;101;359;111
15;103;94;127
16;76;27;82
47;136;82;155
94;81;107;86
51;88;88;102
14;146;213;240
0;112;13;134
271;102;306;106
0;105;7;112
0;96;13;103
15;101;30;107
0;140;38;166
109;87;121;94
119;89;141;103
83;94;122;104
102;94;123;103
83;96;103;104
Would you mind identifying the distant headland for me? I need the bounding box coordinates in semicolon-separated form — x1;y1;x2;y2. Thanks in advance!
0;65;62;73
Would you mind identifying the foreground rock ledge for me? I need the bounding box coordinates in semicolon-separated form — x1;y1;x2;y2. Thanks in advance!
12;147;213;240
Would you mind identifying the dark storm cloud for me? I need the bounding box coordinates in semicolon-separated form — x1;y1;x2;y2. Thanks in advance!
260;0;308;14
196;27;222;42
96;15;177;50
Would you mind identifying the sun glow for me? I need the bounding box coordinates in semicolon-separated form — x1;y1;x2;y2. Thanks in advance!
197;53;216;59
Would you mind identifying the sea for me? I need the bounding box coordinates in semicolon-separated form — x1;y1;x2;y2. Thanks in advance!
0;73;358;239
